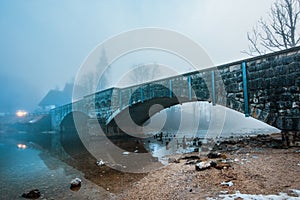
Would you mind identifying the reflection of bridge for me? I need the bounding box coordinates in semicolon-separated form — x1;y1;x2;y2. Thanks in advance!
51;47;300;140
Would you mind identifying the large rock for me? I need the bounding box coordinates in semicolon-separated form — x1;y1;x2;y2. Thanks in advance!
195;161;212;171
70;178;82;191
21;189;41;199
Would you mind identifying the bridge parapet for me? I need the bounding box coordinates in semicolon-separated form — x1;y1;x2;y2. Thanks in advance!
246;49;300;130
50;46;300;132
216;47;300;130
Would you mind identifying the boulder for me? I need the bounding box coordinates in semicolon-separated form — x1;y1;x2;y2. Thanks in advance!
22;189;41;199
70;178;82;191
195;161;212;171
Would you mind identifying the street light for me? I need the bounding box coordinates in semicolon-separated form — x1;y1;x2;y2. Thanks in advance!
16;110;28;117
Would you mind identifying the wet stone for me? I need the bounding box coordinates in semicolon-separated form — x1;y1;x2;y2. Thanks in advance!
212;161;231;170
70;178;82;191
195;161;212;171
22;189;41;199
168;157;180;163
207;152;227;159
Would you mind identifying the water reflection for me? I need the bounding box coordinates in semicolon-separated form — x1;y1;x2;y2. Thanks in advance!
144;131;206;164
0;133;104;200
17;143;27;149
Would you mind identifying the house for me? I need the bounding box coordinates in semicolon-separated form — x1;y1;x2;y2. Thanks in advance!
39;83;73;110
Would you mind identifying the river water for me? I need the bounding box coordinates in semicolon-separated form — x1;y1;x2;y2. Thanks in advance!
0;132;110;200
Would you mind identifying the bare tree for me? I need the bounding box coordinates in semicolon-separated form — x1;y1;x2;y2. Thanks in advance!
243;0;300;55
130;63;159;84
117;63;163;87
97;49;111;91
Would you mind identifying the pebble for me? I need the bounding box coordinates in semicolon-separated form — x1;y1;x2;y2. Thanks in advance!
220;181;233;187
220;190;229;194
96;160;105;166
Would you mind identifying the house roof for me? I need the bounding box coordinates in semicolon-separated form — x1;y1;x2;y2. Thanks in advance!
38;83;73;107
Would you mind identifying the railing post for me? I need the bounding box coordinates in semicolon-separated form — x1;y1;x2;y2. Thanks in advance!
211;71;216;106
119;89;122;110
129;88;132;106
140;87;144;103
169;79;173;98
188;75;192;100
242;62;250;117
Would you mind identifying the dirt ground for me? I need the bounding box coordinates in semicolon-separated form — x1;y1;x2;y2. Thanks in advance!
116;147;300;199
67;134;300;199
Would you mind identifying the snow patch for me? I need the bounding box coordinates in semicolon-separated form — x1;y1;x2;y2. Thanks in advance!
207;189;300;200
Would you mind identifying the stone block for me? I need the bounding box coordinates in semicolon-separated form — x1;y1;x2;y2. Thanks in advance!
265;69;275;78
282;56;294;65
280;92;294;101
259;110;269;122
229;65;240;72
288;62;300;73
275;65;288;75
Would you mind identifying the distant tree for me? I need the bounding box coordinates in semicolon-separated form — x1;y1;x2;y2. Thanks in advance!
80;49;110;93
73;49;111;99
127;63;162;85
97;49;111;91
243;0;300;55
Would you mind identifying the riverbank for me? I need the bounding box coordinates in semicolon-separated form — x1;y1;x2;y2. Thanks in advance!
1;132;299;199
61;133;300;199
116;139;300;199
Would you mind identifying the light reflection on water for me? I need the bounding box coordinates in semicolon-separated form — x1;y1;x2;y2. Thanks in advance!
0;134;92;200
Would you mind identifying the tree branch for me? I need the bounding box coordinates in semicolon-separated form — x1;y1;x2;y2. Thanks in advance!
243;0;300;55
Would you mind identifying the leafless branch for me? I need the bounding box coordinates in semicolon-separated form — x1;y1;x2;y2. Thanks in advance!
243;0;300;56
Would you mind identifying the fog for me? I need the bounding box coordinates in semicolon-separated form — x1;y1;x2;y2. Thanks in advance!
0;0;274;113
147;102;280;137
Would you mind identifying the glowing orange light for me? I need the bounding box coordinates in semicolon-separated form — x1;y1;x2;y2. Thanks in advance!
17;144;27;149
16;110;28;117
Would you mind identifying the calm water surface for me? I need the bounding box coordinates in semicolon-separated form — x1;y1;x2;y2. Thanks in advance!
0;133;106;200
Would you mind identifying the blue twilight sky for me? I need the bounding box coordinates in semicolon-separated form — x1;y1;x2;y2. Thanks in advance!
0;0;274;113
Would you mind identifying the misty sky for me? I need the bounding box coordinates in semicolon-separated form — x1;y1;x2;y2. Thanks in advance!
0;0;274;113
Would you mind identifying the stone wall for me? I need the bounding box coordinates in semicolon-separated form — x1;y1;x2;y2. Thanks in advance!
216;47;300;130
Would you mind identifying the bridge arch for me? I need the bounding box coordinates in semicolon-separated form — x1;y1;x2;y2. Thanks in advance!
106;78;211;128
108;96;202;127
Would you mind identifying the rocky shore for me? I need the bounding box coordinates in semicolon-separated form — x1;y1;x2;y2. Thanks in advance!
7;133;299;199
116;134;300;199
55;133;299;199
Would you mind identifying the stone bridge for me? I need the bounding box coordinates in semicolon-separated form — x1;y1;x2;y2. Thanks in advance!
51;47;300;140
